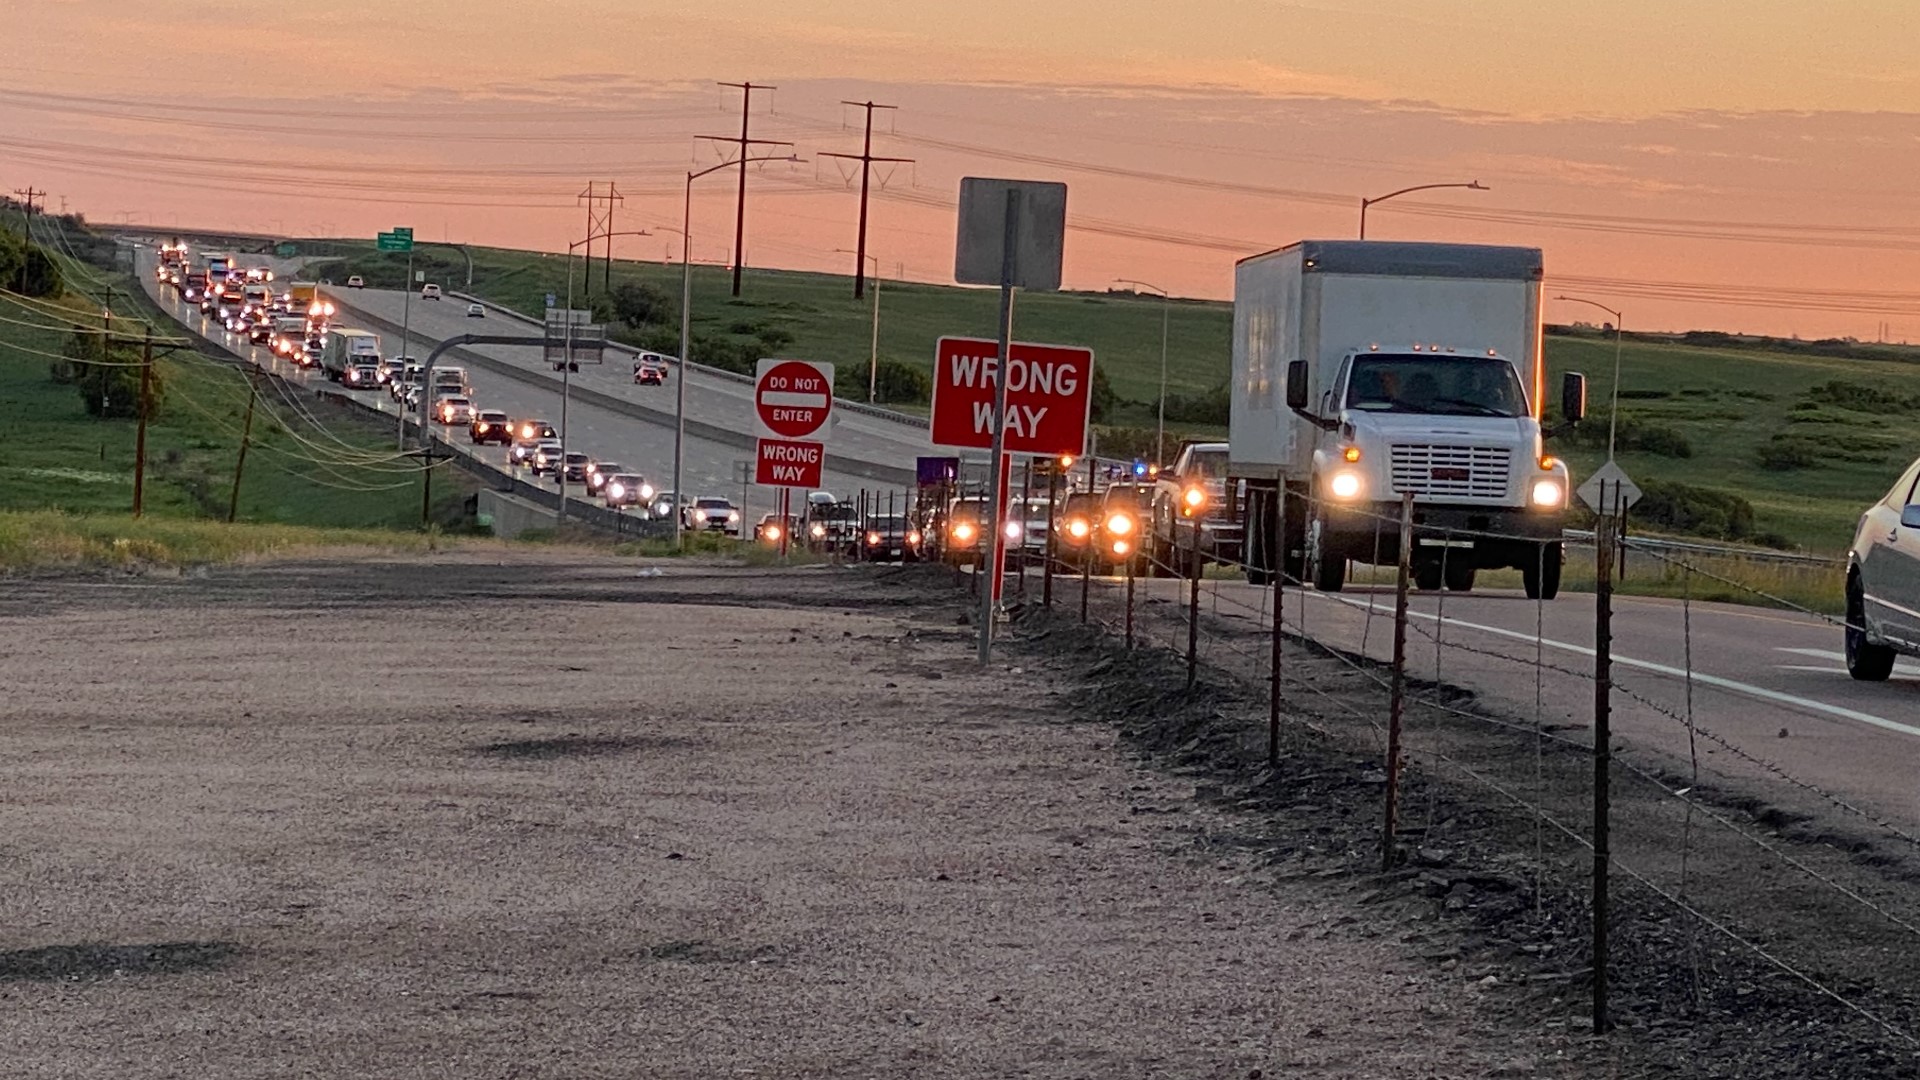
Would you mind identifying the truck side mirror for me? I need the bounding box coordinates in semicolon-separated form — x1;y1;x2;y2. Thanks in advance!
1561;372;1588;424
1285;360;1310;411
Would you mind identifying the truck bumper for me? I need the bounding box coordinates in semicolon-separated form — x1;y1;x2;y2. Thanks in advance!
1324;502;1562;567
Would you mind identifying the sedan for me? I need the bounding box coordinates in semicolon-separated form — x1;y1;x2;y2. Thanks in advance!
585;461;625;496
1846;456;1920;680
466;302;486;318
687;497;741;536
756;513;796;544
436;397;475;425
511;417;557;443
508;437;545;466
602;474;652;510
346;276;365;288
469;410;513;445
560;452;592;485
860;513;918;563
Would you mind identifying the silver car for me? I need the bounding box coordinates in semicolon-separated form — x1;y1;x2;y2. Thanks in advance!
1846;456;1920;680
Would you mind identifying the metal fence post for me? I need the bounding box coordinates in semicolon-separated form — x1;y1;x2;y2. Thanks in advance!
1268;486;1285;767
1044;464;1058;608
1382;491;1414;872
1186;538;1202;690
1593;487;1617;1036
1124;552;1135;650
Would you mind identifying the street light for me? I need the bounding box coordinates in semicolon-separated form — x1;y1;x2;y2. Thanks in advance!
836;248;882;402
556;228;651;523
1555;295;1626;460
676;154;804;548
1114;279;1170;465
1358;180;1488;240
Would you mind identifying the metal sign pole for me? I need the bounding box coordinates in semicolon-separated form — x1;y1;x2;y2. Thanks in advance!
977;187;1021;663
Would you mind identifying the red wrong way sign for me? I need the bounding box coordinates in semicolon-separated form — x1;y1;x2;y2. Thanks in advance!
756;438;824;488
755;358;834;440
930;337;1094;456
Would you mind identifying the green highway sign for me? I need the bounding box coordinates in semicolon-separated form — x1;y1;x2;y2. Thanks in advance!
391;226;413;240
376;230;413;252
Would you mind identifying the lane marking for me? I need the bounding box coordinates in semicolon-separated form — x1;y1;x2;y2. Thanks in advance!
1316;592;1920;740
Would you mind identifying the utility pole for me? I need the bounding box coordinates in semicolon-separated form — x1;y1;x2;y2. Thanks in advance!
228;369;259;522
11;186;45;227
702;82;792;297
578;181;623;299
133;331;154;518
821;101;912;300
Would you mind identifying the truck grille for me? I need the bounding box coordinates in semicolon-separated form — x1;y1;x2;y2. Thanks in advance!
1388;444;1512;500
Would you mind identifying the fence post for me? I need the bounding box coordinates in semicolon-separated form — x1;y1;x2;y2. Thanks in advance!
1268;486;1285;767
1186;537;1202;690
1080;456;1094;623
1044;465;1058;608
1125;552;1135;649
1382;491;1414;872
1593;488;1617;1036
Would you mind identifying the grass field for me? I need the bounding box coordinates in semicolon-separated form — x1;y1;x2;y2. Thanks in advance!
0;277;475;533
312;242;1920;554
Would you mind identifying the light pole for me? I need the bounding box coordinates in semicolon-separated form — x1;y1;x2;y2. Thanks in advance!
676;154;802;548
1114;278;1170;464
836;248;882;402
557;228;651;523
1358;180;1487;240
1555;295;1626;461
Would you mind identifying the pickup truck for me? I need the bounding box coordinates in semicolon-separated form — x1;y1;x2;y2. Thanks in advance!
1149;441;1243;575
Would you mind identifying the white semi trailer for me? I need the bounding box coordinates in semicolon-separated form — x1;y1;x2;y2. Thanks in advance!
1230;241;1587;599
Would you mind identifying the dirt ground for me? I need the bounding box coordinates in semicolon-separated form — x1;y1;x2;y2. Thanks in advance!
0;552;1575;1079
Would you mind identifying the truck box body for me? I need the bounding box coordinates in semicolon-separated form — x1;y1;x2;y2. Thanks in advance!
1228;240;1577;598
320;328;382;380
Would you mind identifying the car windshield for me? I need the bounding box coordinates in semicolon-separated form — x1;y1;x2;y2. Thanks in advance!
565;454;588;463
1181;448;1229;478
596;463;624;473
1105;485;1153;510
481;412;507;421
611;475;641;485
696;499;733;510
821;506;859;521
1345;354;1528;418
1064;493;1101;516
869;515;908;528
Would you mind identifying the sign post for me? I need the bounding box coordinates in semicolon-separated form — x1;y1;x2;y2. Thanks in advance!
953;178;1067;663
379;228;417;450
753;358;833;489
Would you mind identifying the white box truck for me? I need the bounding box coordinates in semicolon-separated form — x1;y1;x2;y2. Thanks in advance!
319;328;382;383
1230;241;1586;599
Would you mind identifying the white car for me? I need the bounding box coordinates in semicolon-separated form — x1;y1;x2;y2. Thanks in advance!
1846;456;1920;680
346;275;364;288
436;397;475;425
421;284;442;300
466;302;485;318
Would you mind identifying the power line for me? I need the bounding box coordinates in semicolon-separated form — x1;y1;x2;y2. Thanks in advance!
700;81;792;297
820;100;912;300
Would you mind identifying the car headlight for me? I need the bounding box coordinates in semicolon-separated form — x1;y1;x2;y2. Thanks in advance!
1068;519;1090;539
765;525;782;541
693;509;708;521
1004;521;1022;540
866;531;882;545
1105;513;1134;536
639;484;655;499
1112;539;1131;555
728;511;740;523
810;523;827;538
1328;471;1364;500
1531;478;1564;508
907;530;921;545
952;523;975;543
607;483;625;499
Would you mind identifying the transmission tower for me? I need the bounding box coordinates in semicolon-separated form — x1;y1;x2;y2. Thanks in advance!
821;101;913;300
578;181;623;298
700;82;792;297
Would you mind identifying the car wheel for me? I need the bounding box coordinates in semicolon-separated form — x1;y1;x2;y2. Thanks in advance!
1846;577;1897;682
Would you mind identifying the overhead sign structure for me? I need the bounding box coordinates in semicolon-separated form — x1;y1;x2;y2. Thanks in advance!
754;358;834;488
1577;460;1643;517
930;337;1095;458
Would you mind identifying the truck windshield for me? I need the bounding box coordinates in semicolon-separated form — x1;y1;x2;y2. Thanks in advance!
1345;354;1527;418
1183;448;1229;478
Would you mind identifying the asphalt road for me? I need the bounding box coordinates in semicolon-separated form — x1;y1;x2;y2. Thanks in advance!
324;284;930;486
1116;570;1920;831
133;248;909;518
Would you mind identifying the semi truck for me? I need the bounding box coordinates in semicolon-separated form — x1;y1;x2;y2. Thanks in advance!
319;328;382;382
1230;241;1586;600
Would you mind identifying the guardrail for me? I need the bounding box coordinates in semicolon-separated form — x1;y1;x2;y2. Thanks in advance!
1562;528;1842;567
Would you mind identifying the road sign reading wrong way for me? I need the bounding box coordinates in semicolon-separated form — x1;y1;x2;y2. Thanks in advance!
754;358;834;488
929;337;1095;457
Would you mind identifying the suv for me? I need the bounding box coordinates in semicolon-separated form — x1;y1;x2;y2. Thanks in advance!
470;410;512;445
346;275;364;289
421;283;442;300
1846;456;1920;680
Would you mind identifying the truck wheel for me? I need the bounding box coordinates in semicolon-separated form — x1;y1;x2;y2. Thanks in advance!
1414;563;1443;591
1443;559;1477;592
1308;517;1345;593
1846;577;1896;682
1522;543;1563;601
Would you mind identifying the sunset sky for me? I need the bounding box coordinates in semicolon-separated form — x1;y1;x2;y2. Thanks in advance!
11;1;1920;338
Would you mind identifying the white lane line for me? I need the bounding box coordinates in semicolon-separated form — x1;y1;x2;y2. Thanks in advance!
1315;592;1920;740
1775;646;1920;674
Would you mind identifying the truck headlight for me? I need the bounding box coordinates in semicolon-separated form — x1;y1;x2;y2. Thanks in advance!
607;483;625;499
1068;519;1090;539
810;523;827;539
1328;471;1364;500
866;531;882;545
728;511;741;523
1004;522;1022;540
765;525;782;541
1531;478;1564;508
952;522;975;543
639;484;655;499
1183;487;1206;510
1105;513;1134;536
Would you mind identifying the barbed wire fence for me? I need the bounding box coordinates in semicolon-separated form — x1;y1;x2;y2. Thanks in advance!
989;483;1920;1054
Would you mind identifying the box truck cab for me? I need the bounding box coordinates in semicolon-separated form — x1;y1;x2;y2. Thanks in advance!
1230;241;1586;599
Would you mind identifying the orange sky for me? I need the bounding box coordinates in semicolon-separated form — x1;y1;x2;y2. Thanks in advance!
11;1;1920;338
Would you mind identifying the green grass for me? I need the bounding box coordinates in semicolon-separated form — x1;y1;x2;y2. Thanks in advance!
0;509;452;571
314;242;1920;555
0;283;474;530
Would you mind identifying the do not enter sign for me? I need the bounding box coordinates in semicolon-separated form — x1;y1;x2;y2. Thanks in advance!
755;359;834;441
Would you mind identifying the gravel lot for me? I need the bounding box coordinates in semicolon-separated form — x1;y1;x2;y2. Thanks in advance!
0;553;1561;1078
